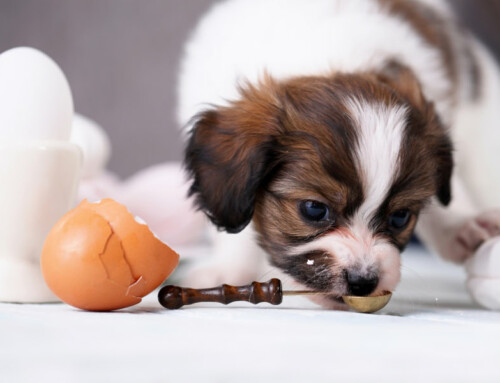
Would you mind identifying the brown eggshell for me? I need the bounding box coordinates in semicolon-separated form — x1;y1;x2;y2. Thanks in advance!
41;199;179;311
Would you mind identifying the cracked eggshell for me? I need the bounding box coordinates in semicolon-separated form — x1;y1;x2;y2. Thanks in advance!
41;199;179;311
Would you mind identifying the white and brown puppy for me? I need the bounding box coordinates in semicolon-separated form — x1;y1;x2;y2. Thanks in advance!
177;0;500;308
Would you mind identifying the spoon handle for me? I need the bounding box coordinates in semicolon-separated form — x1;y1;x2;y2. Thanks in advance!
158;279;283;309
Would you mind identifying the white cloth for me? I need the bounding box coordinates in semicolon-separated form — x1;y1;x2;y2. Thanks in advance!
1;245;499;383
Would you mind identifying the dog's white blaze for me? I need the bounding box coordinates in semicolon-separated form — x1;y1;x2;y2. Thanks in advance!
291;234;351;263
288;100;407;294
347;99;408;222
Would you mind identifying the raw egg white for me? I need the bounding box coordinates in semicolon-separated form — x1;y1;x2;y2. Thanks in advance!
41;199;179;311
0;47;73;142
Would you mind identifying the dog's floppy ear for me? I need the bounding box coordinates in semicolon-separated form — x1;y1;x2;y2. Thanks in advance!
376;60;428;110
433;133;453;206
377;60;454;206
184;81;282;233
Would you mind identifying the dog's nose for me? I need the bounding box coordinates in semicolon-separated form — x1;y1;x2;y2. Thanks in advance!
345;270;379;296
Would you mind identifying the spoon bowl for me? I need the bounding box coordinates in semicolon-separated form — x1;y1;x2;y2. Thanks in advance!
342;291;392;313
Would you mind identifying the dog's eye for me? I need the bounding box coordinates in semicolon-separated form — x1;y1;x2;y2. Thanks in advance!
388;209;411;230
299;200;330;222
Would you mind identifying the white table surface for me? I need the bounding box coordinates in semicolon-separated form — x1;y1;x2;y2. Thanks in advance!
1;245;499;383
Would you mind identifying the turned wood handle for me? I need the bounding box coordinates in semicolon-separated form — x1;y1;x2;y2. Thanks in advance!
158;278;283;309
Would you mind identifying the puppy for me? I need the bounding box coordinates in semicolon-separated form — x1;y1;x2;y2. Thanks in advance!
177;0;500;308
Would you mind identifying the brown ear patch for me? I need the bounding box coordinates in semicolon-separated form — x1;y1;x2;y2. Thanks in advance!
184;78;284;233
376;60;427;110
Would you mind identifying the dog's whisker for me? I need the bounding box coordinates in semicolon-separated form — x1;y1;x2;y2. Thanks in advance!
299;264;335;291
256;268;277;281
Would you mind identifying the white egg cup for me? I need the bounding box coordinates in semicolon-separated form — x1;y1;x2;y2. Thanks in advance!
0;141;81;302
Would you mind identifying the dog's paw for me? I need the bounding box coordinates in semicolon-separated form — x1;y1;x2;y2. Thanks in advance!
444;210;500;263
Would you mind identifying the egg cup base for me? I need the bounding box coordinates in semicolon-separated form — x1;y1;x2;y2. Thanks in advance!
0;256;59;302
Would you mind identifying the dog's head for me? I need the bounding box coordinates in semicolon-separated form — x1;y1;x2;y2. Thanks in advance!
185;62;453;306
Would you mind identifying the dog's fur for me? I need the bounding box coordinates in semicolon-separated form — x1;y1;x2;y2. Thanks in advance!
177;0;500;308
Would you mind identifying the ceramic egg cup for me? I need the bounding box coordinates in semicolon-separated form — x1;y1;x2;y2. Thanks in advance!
0;141;81;302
